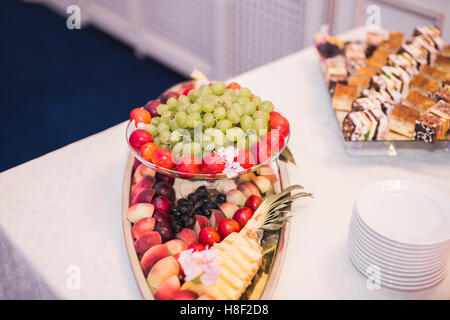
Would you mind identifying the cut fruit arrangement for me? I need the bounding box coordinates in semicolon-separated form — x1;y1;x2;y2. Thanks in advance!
125;159;312;300
127;78;291;178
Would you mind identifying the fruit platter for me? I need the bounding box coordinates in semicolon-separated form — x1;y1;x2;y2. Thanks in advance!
314;25;450;155
121;79;311;300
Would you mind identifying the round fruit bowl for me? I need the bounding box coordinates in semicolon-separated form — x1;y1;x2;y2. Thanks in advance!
126;80;291;180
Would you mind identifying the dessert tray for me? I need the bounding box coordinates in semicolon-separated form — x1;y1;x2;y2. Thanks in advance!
315;25;450;156
121;80;310;300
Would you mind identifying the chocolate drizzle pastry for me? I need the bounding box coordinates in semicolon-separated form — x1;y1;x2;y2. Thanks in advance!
414;112;446;143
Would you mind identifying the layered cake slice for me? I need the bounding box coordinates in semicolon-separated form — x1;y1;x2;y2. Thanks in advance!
434;55;450;73
429;99;450;130
403;90;436;114
410;74;440;95
380;40;402;53
414;112;447;143
388;31;404;44
432;85;450;102
348;76;370;95
420;64;449;84
388;104;420;137
345;42;366;74
388;53;419;77
332;83;358;112
355;66;378;79
342;111;372;141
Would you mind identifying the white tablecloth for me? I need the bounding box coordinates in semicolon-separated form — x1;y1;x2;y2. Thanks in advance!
1;28;449;299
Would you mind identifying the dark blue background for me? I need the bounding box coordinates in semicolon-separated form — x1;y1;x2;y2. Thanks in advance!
0;0;186;172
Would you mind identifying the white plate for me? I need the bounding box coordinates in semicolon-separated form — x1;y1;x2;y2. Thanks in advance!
349;252;447;291
351;216;450;262
356;180;450;246
349;234;446;277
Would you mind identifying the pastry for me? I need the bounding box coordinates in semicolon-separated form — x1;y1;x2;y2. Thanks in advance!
432;85;450;102
401;43;428;67
332;84;358;112
352;97;382;112
410;74;440;95
380;40;402;53
362;88;395;114
386;130;413;140
388;104;420;137
348;76;370;95
388;53;419;77
366;56;387;70
434;55;450;73
345;42;366;74
412;35;438;64
403;90;436;114
355;66;378;78
414;112;447;143
389;32;404;44
429;99;450;129
342;111;372;141
420;64;449;84
413;25;445;50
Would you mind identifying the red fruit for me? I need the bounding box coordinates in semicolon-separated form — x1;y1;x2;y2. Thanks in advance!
269;116;290;138
182;87;193;96
234;149;256;169
201;153;225;175
133;157;142;171
245;195;262;211
250;141;272;164
131;217;155;239
198;227;221;247
263;131;285;154
153;210;170;225
130;108;151;125
134;231;162;255
172;290;198;300
160;91;179;104
153;181;176;202
152;196;172;213
226;82;241;90
155;172;175;185
188;242;206;252
233;207;254;228
140;142;159;161
176;156;201;178
129;129;153;150
218;218;241;239
152;149;175;170
155;223;174;243
143;100;162;118
269;111;283;122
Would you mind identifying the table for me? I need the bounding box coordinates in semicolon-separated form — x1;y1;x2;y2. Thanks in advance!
1;28;449;299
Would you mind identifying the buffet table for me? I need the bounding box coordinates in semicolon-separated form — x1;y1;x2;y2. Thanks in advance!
1;28;449;299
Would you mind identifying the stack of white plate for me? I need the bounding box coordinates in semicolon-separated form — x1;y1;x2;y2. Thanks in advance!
348;180;450;291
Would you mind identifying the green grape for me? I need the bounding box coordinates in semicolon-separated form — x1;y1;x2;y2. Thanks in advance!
167;97;178;108
183;142;202;157
227;109;240;124
212;81;226;95
159;130;171;145
203;112;216;128
204;128;216;137
239;87;252;98
214;106;227;120
231;103;244;117
199;85;212;96
252;95;262;105
177;95;190;106
240;115;254;131
216;119;232;133
245;129;259;149
219;95;232;108
157;104;170;116
170;130;183;144
176;101;188;112
237;96;250;105
224;88;237;97
259;100;274;113
253;110;270;122
226;127;245;142
199;95;217;113
210;128;226;148
153;136;161;146
175;111;188;128
144;123;158;136
188;89;200;102
244;101;257;115
169;119;179;131
171;142;184;159
186;112;202;128
254;118;268;136
157;122;170;133
161;111;172;123
151;117;161;126
187;103;202;114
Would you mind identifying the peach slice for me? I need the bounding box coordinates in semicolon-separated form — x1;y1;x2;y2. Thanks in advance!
140;244;168;276
175;228;198;246
154;275;180;300
132;163;156;186
147;256;179;293
252;176;271;194
134;231;162;255
219;202;239;219
126;203;154;223
193;215;210;235
172;290;198;300
131;176;155;200
131;189;156;206
237;182;261;198
165;239;188;256
256;165;277;183
209;209;225;229
226;189;247;206
238;172;256;183
131;217;155;239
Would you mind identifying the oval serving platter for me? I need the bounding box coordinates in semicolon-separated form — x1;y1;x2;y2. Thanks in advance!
121;153;292;300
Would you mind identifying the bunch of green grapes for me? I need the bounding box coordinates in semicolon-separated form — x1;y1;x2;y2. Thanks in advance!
143;81;275;160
